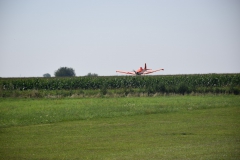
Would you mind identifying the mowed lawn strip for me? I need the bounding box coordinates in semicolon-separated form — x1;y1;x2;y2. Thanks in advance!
0;96;240;159
0;95;240;127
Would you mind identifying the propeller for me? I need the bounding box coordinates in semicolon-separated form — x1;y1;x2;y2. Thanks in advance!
133;70;141;75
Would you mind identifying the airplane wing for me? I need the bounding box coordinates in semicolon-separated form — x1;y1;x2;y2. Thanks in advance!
116;70;135;75
143;69;164;75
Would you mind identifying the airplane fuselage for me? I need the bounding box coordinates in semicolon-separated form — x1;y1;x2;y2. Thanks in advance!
116;63;163;75
134;66;150;75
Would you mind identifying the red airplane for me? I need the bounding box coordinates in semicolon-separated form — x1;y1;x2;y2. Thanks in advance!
116;63;164;75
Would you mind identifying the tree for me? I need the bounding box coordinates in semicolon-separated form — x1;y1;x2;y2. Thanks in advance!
43;73;51;77
54;67;76;77
86;73;98;77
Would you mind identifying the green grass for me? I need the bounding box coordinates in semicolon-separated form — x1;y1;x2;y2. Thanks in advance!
0;95;240;159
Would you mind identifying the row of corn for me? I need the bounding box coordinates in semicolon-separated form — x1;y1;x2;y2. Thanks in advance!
1;74;239;91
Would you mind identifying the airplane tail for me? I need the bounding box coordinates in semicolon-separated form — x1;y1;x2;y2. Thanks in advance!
145;63;151;70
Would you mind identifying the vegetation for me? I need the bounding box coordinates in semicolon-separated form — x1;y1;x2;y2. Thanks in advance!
0;74;239;97
0;96;239;159
54;67;75;77
43;73;51;77
86;72;98;77
1;73;239;159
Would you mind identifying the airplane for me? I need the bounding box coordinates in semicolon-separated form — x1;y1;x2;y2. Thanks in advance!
116;63;164;75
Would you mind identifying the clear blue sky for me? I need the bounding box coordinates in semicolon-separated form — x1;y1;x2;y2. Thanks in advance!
1;0;240;77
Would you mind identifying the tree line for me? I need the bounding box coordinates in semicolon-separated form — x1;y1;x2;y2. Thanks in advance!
43;67;98;77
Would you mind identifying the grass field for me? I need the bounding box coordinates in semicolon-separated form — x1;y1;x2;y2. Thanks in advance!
0;95;240;159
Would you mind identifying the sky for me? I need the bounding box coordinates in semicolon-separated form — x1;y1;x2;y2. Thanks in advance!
0;0;240;77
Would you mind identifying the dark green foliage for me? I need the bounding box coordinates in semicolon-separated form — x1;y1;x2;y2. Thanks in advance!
86;73;98;77
100;83;108;95
43;73;51;77
229;86;239;95
144;81;155;95
155;83;166;93
233;88;239;95
178;83;188;95
0;74;239;97
54;67;75;77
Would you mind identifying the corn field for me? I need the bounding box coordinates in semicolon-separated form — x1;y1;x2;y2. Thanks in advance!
1;74;240;96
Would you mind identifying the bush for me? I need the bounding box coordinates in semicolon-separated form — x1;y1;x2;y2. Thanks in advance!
178;83;188;95
100;84;107;95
